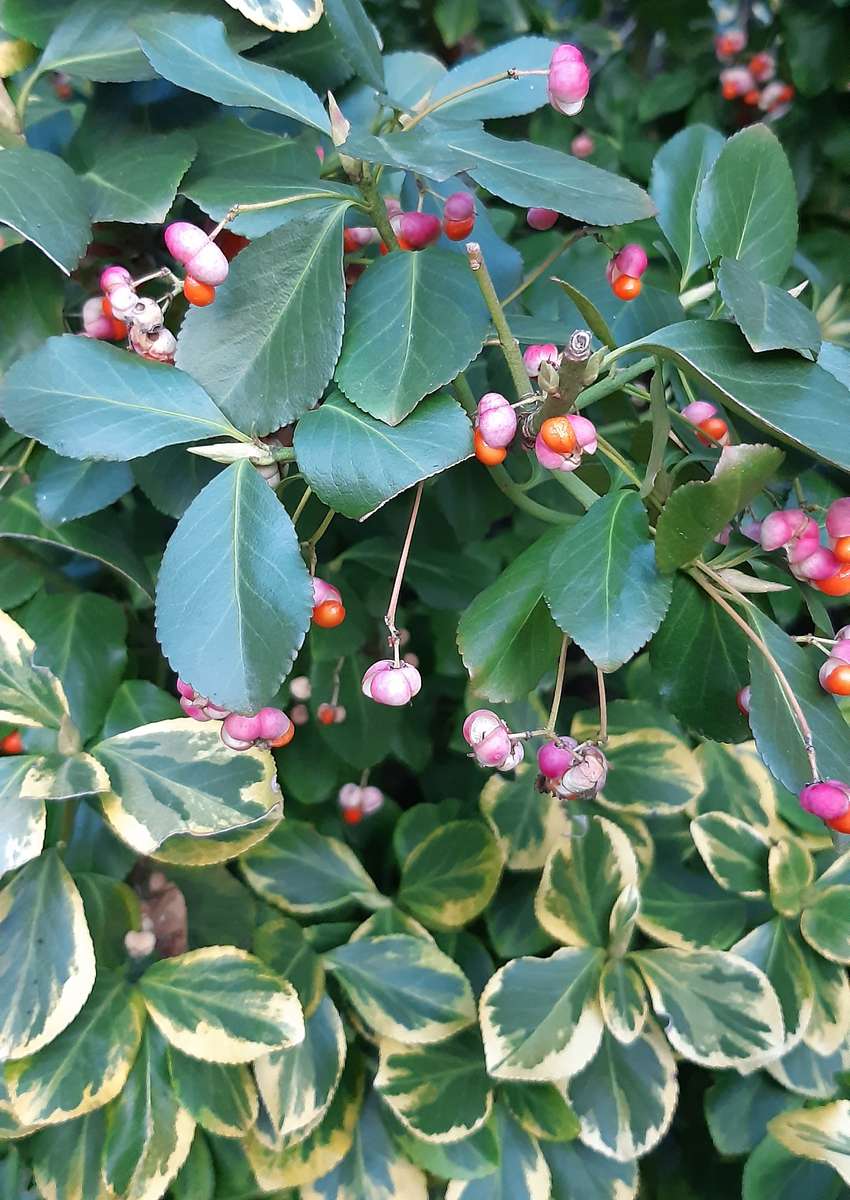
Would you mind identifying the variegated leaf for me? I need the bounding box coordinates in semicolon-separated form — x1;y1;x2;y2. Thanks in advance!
571;706;702;816
302;1091;428;1200
31;1110;111;1200
139;946;304;1063
384;1106;500;1182
769;1101;850;1185
222;0;323;33
6;971;145;1127
151;801;281;866
695;741;784;837
502;1082;580;1143
733;920;814;1051
254;915;325;1018
397;819;503;931
479;948;604;1081
599;959;648;1045
638;860;747;951
75;874;141;970
324;934;475;1044
95;719;279;854
566;1020;678;1162
0;609;68;729
445;1106;551;1200
535;817;638;948
801;946;850;1057
767;1036;850;1099
168;1048;259;1138
690;812;770;898
634;947;785;1068
0;850;95;1060
0;756;45;873
103;1024;196;1200
241;818;384;914
544;1137;639;1200
21;752;110;801
769;839;815;917
254;994;345;1137
480;764;571;871
801;887;850;965
376;1028;492;1143
704;1072;798;1157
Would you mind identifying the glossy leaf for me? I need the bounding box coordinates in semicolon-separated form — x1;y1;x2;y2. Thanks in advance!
650;124;725;285
0;244;64;373
397;819;503;931
155;461;313;713
545;1138;638;1200
427;36;556;120
0;335;240;462
743;1135;845;1200
324;0;383;90
718;257;822;359
770;838;815;918
0;147;90;273
734;919;814;1051
0;851;95;1060
501;1082;580;1143
80;130;197;223
376;1028;492;1142
705;1072;798;1157
545;491;672;672
253;915;325;1017
220;0;323;33
0;757;45;873
801;888;850;966
176;208;349;434
479;763;571;872
294;391;472;520
254;994;345;1137
35;453;133;526
168;1050;258;1138
769;1102;850;1186
135;13;330;132
690;811;771;898
445;1105;551;1200
0;609;68;730
599;959;648;1045
697;125;798;285
101;680;182;739
30;1110;111;1200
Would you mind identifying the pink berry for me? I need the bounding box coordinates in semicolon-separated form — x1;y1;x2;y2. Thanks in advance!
715;29;747;60
826;499;850;539
792;548;839;582
551;44;585;66
681;401;718;427
612;244;648;280
526;208;558;231
220;728;255;752
222;712;263;743
81;297;114;341
720;66;754;99
535;432;575;472
832;639;850;665
185;242;229;287
736;685;751;716
537;740;575;778
312;577;342;607
759;508;808;552
444;192;475;221
339;783;360;809
394;212;441;251
462;708;501;745
361;660;421;706
799;781;850;821
570;132;594;158
100;265;131;293
476;393;516;449
256;707;290;741
180;697;210;721
788;518;821;564
360;786;384;814
523;343;559;377
204;703;231;720
385;197;402;219
568;413;597;452
176;679;195;700
164;221;207;264
290;703;310;725
547;45;590;116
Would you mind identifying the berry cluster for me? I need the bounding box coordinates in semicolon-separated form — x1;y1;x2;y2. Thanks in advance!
681;400;730;446
177;680;294;752
343;191;477;262
164;221;229;306
86;266;177;363
715;29;793;116
338;782;384;825
606;243;648;302
755;498;850;594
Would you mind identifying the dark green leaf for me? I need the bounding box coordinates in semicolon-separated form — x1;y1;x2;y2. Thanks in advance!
80;131;197;224
101;681;182;739
637;67;698;121
551;277;616;349
743;1135;844;1200
650;125;725;286
0;147;90;273
323;0;383;90
0;244;64;372
718;257;822;359
426;36;555;121
132;446;221;520
545;1138;638;1200
35;453;133;525
705;1073;798;1158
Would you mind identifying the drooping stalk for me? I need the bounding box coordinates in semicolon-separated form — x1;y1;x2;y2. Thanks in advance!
385;482;424;663
546;636;570;734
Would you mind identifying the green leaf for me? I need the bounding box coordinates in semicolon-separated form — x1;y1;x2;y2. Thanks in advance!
242;819;383;914
743;1135;845;1200
0;486;155;598
323;0;383;90
168;1050;258;1138
0;757;45;873
571;702;704;817
797;947;850;1059
566;1021;677;1162
19;751;111;802
254;915;325;1018
335;249;488;426
638;65;697;120
5;971;145;1126
769;1102;850;1186
80;130;196;223
426;37;555;121
103;1024;196;1200
535;816;639;948
770;838;815;918
219;0;323;34
0;609;69;730
705;1072;798;1157
545;1138;638;1200
397;819;503;932
458;530;562;703
294;392;472;521
155;461;312;713
0;147;90;273
501;1082;580;1143
176;209;349;434
0;244;64;373
101;680;182;739
0;335;241;461
30;1110;111;1200
0;850;95;1060
733;919;814;1050
376;1028;492;1142
599;959;648;1045
479;763;572;872
747;610;850;795
135;12;330;132
139;945;303;1063
254;994;345;1137
650;574;750;742
171;1131;215;1200
93;718;279;854
633;947;785;1068
697;125;798;285
479;947;604;1081
650;124;725;286
631;319;850;473
385;1108;499;1181
75;874;140;969
444;1105;551;1200
690;812;771;898
324;934;476;1044
35;453;133;526
655;444;784;572
23;593;126;742
801;888;850;966
485;873;555;960
695;741;783;835
718;257;822;359
551;277;616;349
302;1091;428;1200
133;445;221;521
545;492;672;672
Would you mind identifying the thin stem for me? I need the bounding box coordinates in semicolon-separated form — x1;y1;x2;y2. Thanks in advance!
596;667;608;745
0;438;35;494
466;242;534;403
404;69;519;131
595;433;642;488
550;469;599;511
493;469;579;523
15;70;39;121
385;482;424;662
575;356;656;411
691;565;819;779
217;193;369;223
360;167;399;250
502;229;588;307
679;280;717;310
291;486;313;525
306;509;336;549
546;636;570;733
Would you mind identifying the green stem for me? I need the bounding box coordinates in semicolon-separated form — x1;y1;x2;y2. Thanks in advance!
403;69;518;131
306;509;335;548
359;167;399;250
291;486;313;525
550;469;599;511
575;356;656;411
15;69;39;122
546;636;570;733
595;433;642;488
679;280;717;309
466;242;534;402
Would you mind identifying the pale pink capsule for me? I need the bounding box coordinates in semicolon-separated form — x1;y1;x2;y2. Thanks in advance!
551;44;585;65
290;703;310;725
826;498;850;539
736;685;751;716
362;661;421;706
759;508;808;552
613;244;648;279
82;297;113;340
526;207;558;231
289;675;312;700
395;211;441;250
523;343;559;377
176;678;195;700
788;517;820;563
681;401;717;427
499;740;525;772
477;395;517;449
567;413;597;452
180;697;211;721
535;432;576;472
105;284;139;323
548;46;590;116
338;783;361;809
312;578;342;607
793;548;840;581
740;518;762;543
100;265;132;293
820;658;845;690
538;740;575;778
462;709;503;745
128;297;164;333
832;639;850;664
220;727;255;752
130;326;177;363
360;785;384;814
474;724;513;767
185;242;229;287
570;132;594;158
164;221;208;264
204;703;232;720
444;192;475;221
222;712;263;742
799;781;850;821
256;707;290;741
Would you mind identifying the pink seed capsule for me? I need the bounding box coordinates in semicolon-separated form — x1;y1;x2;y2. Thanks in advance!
290;703;310;725
204;703;232;720
338;783;361;809
100;265;132;293
736;685;751;716
558;745;608;798
612;243;648;279
792;548;839;582
164;221;208;264
474;724;513;767
759;508;808;552
799;781;850;821
220;727;255;752
361;660;421;706
570;132;594;158
526;207;558;231
462;708;502;745
567;413;597;453
184;242;229;287
312;578;342;607
395;211;442;251
826;498;850;539
832;639;850;664
106;284;140;323
547;45;590;116
130;326;177;364
499;740;525;771
444;192;475;221
476;393;517;449
360;785;384;814
81;297;113;340
681;401;718;427
256;707;290;741
128;297;164;333
222;712;263;743
537;740;575;778
176;678;195;700
740;517;762;543
535;432;576;472
180;697;211;721
820;658;845;691
523;343;559;377
289;675;312;700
